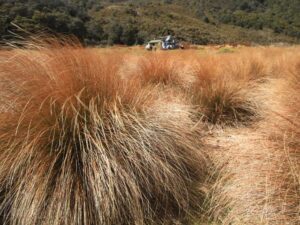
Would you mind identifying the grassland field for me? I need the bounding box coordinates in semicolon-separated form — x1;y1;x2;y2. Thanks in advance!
0;43;299;225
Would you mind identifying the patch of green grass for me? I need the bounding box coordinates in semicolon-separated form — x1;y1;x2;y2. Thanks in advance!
218;47;235;53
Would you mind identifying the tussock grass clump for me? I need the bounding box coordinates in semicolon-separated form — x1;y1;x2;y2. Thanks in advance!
204;50;300;225
207;90;300;225
0;43;207;225
190;53;266;126
134;52;183;87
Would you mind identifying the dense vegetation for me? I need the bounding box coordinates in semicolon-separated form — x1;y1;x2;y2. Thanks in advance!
175;0;300;37
0;0;299;45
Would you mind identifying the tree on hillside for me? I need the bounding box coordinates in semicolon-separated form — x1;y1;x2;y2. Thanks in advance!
104;22;123;45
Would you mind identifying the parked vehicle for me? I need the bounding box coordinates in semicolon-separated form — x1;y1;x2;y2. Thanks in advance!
145;40;163;51
145;35;184;51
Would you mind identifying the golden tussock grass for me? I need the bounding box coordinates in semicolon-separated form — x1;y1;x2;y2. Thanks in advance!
189;54;263;125
132;52;185;87
0;42;208;225
202;48;300;225
0;42;299;225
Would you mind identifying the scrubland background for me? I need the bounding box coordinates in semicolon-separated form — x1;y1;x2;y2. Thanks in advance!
1;0;299;45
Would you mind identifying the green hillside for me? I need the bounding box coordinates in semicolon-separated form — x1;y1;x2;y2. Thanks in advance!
0;0;299;45
174;0;300;38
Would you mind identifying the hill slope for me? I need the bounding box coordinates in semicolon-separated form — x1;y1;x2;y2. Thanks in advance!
0;0;299;45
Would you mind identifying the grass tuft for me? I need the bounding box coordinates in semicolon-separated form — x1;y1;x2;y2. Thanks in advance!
0;42;207;225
